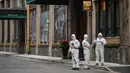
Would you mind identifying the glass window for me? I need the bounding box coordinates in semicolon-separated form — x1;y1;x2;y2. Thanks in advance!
30;9;36;43
31;9;36;16
7;20;10;43
1;20;4;43
40;11;49;43
41;5;49;13
6;0;10;7
97;0;120;37
13;20;17;43
1;0;4;8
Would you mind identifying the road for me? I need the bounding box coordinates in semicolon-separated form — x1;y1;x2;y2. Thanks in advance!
0;54;110;73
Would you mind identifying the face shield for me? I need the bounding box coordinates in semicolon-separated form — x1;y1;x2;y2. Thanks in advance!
98;33;102;39
71;34;76;40
84;34;88;40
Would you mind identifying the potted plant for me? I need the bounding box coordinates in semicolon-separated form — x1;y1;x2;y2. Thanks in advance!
105;44;120;48
59;40;69;59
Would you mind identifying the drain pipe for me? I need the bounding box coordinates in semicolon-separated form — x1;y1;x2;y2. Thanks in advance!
26;4;30;54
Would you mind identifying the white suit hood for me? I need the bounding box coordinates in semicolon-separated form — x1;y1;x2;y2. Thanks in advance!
98;33;102;37
84;34;88;40
71;34;76;40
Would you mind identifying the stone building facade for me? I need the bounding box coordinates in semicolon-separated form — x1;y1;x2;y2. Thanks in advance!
0;0;130;64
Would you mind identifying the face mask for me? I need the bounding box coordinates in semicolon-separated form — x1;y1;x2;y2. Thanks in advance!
98;36;102;39
71;36;75;40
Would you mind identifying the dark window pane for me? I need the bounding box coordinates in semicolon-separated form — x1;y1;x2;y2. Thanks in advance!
7;20;10;43
7;0;10;7
1;20;4;43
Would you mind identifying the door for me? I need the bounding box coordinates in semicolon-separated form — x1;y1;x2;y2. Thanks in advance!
17;19;25;54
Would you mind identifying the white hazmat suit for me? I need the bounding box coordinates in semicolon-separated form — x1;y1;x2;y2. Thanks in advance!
82;34;90;69
69;34;80;70
93;33;107;66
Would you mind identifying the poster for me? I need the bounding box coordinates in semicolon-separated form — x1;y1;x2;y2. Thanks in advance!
30;15;36;42
54;6;67;41
40;11;49;43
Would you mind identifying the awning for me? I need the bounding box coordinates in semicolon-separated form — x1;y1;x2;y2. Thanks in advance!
26;0;69;5
0;8;27;19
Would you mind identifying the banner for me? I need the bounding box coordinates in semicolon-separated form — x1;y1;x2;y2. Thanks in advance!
54;6;67;41
40;11;49;43
30;15;36;42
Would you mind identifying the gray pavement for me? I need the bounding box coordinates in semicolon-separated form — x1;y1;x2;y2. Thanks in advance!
0;54;112;73
2;51;130;73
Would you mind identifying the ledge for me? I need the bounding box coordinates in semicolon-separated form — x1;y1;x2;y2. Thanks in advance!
105;36;119;39
105;36;120;44
0;43;17;47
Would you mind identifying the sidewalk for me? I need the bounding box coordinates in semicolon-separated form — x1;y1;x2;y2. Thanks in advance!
0;51;123;67
0;51;127;72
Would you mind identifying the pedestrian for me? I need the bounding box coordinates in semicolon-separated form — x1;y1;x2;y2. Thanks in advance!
93;33;107;66
82;34;90;70
69;34;80;70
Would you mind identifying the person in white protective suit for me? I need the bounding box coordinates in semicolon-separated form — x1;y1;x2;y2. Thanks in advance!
93;33;107;66
82;34;90;70
69;34;80;70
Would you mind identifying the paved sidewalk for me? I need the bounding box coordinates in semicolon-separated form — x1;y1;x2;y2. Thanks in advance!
0;51;127;73
0;51;123;67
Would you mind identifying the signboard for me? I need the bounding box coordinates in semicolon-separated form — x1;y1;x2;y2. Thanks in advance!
83;1;91;11
0;14;26;19
26;0;36;3
0;9;27;19
26;0;68;5
103;2;106;10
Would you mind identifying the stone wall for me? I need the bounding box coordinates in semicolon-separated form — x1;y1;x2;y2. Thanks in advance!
104;48;120;63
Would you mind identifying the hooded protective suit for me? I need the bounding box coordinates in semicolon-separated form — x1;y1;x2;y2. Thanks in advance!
93;33;107;65
69;34;80;69
82;34;90;69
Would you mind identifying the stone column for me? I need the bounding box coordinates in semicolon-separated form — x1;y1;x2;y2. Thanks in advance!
68;0;72;40
120;0;130;64
10;0;14;52
90;0;96;61
0;1;2;43
92;0;96;41
48;5;54;56
119;0;124;64
87;11;92;43
4;0;7;44
128;0;130;64
36;5;41;55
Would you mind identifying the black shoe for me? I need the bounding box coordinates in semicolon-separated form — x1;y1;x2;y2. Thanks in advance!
71;68;76;70
94;63;99;66
84;68;90;70
76;68;79;70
